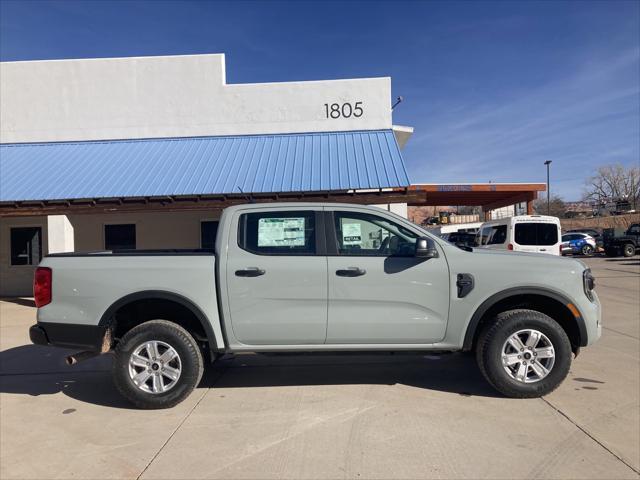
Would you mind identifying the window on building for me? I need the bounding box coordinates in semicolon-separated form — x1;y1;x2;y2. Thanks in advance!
201;221;219;250
104;224;136;250
333;211;418;256
238;211;315;255
10;227;42;266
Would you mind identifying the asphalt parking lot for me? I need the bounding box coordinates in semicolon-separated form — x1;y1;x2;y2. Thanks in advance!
1;256;638;479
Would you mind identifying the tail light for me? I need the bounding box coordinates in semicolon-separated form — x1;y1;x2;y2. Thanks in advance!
507;243;513;251
33;267;52;308
559;244;562;255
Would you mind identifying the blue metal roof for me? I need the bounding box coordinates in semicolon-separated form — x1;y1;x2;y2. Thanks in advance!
0;130;409;202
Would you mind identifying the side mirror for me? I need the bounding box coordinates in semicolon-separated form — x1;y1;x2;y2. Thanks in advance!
415;237;439;258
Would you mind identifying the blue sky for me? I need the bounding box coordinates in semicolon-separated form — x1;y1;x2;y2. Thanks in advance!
1;0;638;200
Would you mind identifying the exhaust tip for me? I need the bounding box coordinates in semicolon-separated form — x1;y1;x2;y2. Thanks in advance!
65;350;99;366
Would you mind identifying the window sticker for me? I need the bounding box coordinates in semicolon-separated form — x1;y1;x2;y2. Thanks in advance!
258;217;306;247
342;222;362;246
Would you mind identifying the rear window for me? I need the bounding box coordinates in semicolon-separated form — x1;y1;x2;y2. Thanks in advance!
515;223;558;246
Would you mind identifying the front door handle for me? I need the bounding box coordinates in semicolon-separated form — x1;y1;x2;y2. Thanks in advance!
336;267;366;277
235;267;265;277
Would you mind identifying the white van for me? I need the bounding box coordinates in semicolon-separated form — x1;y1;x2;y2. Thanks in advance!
475;215;562;256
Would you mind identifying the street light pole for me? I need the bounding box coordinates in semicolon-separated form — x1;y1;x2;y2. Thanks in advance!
544;160;552;215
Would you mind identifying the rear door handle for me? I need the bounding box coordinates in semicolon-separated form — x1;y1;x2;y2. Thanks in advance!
235;267;265;277
336;267;366;277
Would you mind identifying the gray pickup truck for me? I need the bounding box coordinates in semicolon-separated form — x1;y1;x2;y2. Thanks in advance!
30;203;601;409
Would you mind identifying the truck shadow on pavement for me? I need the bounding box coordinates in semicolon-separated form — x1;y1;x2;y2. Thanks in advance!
0;345;500;409
0;297;36;308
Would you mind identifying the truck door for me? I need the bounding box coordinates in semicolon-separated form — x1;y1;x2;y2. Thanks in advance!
225;208;327;345
326;209;450;344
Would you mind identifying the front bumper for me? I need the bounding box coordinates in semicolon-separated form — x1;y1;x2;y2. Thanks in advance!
29;322;107;351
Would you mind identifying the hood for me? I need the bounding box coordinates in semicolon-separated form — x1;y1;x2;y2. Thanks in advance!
462;246;587;270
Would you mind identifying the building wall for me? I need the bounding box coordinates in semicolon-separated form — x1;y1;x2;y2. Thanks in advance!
1;54;392;143
0;216;48;297
69;211;219;251
490;202;527;220
371;203;408;218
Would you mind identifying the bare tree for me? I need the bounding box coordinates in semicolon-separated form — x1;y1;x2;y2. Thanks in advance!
533;195;566;218
584;164;640;208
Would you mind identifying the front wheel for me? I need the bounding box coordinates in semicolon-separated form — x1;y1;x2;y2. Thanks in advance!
113;320;204;409
476;309;572;398
623;243;635;257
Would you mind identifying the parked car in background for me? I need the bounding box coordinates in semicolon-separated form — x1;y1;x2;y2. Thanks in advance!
561;233;597;256
30;203;600;408
475;215;562;256
566;228;603;250
604;223;640;257
440;231;477;249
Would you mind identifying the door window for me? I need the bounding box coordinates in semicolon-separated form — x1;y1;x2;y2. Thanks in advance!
333;211;418;256
514;223;558;246
238;211;315;255
10;227;42;265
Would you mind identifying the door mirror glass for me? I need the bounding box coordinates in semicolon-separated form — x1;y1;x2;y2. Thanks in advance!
415;237;438;258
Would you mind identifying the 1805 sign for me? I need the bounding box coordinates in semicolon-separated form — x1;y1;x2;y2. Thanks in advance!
324;102;363;119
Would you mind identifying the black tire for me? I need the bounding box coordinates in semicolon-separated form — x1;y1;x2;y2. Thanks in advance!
622;243;635;257
581;244;594;256
113;320;204;409
476;309;572;398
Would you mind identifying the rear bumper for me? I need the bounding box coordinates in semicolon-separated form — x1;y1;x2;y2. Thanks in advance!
29;324;49;346
29;322;106;351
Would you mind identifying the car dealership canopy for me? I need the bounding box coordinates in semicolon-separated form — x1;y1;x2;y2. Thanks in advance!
409;183;546;217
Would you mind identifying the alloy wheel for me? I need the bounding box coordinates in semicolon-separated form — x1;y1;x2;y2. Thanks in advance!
501;329;555;383
128;340;182;394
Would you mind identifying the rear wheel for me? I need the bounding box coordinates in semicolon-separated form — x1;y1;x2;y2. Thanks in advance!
476;309;572;398
113;320;204;409
581;244;594;256
623;243;635;257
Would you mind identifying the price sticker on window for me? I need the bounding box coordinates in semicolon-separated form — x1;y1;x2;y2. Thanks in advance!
342;223;362;246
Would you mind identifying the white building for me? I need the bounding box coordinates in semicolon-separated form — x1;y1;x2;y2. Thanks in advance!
0;54;414;296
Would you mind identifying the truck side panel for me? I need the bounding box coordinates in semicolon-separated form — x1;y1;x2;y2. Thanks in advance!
37;255;224;348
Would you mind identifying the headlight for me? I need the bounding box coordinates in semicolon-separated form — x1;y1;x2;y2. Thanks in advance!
583;268;596;301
